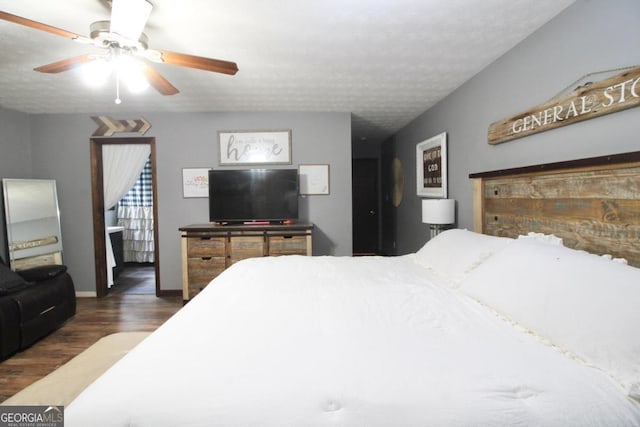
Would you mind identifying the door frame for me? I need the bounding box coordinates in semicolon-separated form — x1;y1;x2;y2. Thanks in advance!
90;137;161;297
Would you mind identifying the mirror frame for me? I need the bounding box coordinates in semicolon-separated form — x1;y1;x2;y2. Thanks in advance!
2;178;64;270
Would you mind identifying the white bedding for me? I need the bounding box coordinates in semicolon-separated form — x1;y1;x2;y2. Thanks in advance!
66;254;640;426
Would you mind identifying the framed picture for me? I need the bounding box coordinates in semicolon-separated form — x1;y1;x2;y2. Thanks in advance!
217;130;292;165
182;168;210;198
416;132;447;198
299;164;330;195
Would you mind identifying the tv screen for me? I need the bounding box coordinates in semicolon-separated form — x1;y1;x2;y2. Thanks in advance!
208;169;299;223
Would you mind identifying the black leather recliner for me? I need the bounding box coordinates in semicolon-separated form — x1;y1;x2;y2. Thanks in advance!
0;257;76;360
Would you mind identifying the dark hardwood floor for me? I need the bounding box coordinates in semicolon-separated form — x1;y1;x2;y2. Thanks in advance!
0;294;182;402
109;263;156;295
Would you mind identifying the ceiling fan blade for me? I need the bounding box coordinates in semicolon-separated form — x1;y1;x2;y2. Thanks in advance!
142;64;179;96
156;50;239;75
34;54;96;73
0;11;86;41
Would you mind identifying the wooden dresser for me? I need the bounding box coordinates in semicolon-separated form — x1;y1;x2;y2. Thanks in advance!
180;223;313;301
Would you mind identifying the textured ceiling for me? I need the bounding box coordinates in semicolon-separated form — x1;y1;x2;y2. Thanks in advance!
0;0;575;144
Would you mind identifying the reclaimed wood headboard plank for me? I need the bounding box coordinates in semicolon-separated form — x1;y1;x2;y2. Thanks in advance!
470;152;640;267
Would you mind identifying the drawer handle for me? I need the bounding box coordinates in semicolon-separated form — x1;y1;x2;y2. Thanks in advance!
200;237;211;240
201;256;212;260
282;235;293;239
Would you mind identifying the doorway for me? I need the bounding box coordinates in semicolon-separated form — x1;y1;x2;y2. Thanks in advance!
352;158;380;255
90;137;161;298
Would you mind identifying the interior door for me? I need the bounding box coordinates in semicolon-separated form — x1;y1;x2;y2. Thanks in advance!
352;158;379;255
90;137;161;297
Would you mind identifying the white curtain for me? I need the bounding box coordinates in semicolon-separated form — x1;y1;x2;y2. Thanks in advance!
117;206;154;263
103;145;151;209
103;145;151;287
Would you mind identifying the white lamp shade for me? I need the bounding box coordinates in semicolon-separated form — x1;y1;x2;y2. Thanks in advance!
422;199;455;224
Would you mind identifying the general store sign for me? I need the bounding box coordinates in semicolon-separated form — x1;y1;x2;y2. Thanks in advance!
488;66;640;145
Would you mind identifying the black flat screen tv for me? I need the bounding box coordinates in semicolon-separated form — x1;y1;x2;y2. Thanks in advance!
208;169;299;223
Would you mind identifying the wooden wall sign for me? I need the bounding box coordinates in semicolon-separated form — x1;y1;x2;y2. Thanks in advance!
488;66;640;145
92;116;151;136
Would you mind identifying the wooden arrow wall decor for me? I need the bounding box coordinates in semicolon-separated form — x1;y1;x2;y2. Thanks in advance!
92;116;152;136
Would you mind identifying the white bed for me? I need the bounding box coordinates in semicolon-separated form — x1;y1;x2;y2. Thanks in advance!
65;229;640;426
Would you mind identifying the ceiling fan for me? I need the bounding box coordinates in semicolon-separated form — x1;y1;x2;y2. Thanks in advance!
0;0;239;100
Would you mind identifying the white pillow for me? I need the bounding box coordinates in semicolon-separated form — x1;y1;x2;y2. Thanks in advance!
517;232;564;246
414;229;512;287
459;238;640;398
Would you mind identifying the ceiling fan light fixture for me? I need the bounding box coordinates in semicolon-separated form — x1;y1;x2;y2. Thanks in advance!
115;55;150;93
81;57;112;87
110;0;152;43
1;6;238;99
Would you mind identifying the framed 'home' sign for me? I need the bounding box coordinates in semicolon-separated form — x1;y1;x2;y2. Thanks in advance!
218;130;292;165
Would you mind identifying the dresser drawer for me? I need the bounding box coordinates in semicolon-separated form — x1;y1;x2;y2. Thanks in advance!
188;283;208;299
187;237;226;257
229;236;264;263
181;223;313;300
187;257;226;284
269;235;308;255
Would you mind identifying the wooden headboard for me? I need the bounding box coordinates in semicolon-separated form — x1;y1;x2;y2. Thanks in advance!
469;152;640;267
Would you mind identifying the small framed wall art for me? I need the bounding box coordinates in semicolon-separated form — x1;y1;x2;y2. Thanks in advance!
182;168;210;198
217;130;292;165
299;164;330;195
416;132;447;198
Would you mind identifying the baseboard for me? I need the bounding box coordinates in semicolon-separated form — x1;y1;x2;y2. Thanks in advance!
158;289;182;297
76;290;180;298
75;291;97;298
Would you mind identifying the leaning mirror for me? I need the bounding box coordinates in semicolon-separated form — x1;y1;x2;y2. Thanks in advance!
2;179;64;270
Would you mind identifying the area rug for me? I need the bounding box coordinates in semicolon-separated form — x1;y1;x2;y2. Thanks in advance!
1;331;150;407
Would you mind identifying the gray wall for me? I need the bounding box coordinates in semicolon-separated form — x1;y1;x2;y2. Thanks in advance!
384;0;640;255
0;107;32;262
4;111;352;293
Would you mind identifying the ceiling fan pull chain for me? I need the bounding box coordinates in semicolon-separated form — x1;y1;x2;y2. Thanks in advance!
115;68;122;105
